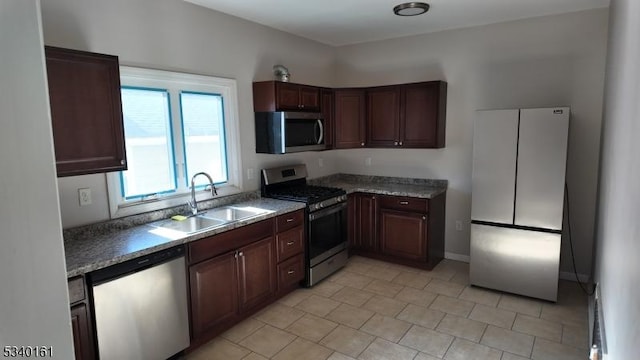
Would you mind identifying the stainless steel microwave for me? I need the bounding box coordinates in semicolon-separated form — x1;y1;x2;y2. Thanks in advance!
255;111;325;154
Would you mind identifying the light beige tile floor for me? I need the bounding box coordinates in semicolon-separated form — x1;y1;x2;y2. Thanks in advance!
184;256;590;360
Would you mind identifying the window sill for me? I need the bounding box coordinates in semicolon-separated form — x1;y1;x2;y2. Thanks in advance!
109;185;243;219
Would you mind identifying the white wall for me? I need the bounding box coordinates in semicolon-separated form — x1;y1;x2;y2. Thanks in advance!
594;0;640;358
0;1;74;357
333;9;608;275
40;0;339;228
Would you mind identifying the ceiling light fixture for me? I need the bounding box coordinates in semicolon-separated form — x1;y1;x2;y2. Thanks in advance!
393;2;430;17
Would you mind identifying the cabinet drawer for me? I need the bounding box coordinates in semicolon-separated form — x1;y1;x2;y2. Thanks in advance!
277;254;304;290
276;210;304;232
68;276;86;304
189;219;274;264
276;226;304;262
378;195;428;213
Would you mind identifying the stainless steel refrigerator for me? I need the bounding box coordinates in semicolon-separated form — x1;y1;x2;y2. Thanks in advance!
470;107;569;301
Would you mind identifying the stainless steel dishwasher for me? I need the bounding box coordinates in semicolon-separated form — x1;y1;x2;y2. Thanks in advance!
90;246;190;360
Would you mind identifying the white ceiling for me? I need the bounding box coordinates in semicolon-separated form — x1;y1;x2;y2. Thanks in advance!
184;0;609;46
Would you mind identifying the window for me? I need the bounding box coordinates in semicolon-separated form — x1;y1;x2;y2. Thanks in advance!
107;67;241;218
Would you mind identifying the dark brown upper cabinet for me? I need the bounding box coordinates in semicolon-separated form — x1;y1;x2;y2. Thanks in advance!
367;86;401;147
366;81;447;148
334;89;366;149
321;89;335;149
45;46;127;177
253;81;320;112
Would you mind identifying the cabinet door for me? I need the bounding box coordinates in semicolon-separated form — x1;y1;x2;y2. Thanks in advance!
321;90;334;149
367;87;401;147
238;237;276;313
354;194;378;252
70;303;95;360
276;226;304;262
277;253;305;291
347;194;357;248
380;209;427;261
189;251;238;338
401;81;446;148
299;86;320;111
334;90;366;148
275;82;301;111
45;46;126;177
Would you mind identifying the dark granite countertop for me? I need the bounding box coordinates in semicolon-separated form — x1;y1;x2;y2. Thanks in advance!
310;174;447;199
63;198;305;278
64;174;446;278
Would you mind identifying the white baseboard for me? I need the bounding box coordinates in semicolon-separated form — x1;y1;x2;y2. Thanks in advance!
445;252;470;263
559;271;590;283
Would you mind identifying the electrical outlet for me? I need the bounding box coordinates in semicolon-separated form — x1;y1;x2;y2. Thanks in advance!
455;220;463;231
318;158;324;168
365;157;372;166
247;168;254;180
78;188;92;206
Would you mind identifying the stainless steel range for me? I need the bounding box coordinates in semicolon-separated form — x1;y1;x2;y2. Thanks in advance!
262;164;348;286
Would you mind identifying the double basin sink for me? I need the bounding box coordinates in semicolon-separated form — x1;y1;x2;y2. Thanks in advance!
151;206;270;234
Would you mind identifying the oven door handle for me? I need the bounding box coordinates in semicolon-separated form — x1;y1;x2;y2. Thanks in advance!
309;202;347;221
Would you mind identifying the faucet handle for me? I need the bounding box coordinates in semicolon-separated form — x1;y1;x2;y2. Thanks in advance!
205;184;218;196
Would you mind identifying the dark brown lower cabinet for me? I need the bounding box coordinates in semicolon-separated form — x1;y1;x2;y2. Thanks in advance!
189;235;275;341
68;276;95;360
70;304;94;360
277;254;304;290
187;210;304;348
349;192;445;270
380;208;427;261
274;210;305;294
350;193;378;252
237;237;276;312
190;251;239;338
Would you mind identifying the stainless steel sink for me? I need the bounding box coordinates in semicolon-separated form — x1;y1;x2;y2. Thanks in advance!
150;206;271;235
202;207;264;222
150;215;226;234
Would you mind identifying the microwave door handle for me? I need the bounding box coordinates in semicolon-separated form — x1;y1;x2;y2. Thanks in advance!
316;119;324;144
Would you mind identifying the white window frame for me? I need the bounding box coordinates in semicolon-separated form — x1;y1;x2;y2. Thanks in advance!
106;66;242;219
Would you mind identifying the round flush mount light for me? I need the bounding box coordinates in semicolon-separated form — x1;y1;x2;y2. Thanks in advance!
393;2;430;16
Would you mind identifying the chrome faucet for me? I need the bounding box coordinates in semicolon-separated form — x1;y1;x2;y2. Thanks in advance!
188;172;217;215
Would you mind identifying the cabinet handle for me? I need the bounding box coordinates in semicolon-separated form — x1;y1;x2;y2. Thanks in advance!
399;201;409;205
394;141;398;146
234;251;238;259
286;241;295;246
422;216;426;220
120;159;126;165
371;196;376;200
238;251;244;257
361;142;365;146
399;141;403;146
287;270;295;275
286;218;294;223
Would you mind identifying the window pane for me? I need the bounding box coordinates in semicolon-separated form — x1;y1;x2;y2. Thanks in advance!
120;87;176;198
180;92;228;186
